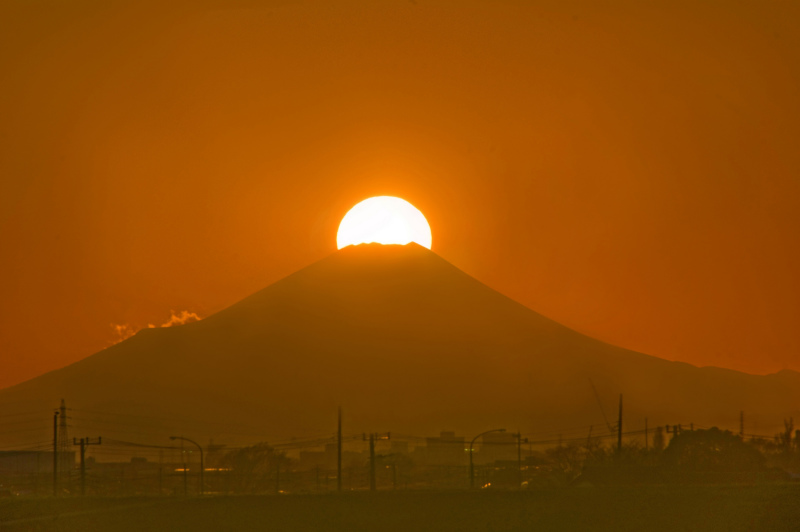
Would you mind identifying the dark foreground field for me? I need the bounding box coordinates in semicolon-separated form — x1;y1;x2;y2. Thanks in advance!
1;485;798;532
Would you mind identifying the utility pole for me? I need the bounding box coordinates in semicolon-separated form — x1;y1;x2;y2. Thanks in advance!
56;400;70;493
181;440;188;496
666;424;682;440
645;418;649;451
369;433;376;491
617;394;623;454
58;400;68;448
52;410;59;497
514;432;527;488
175;439;188;496
363;432;389;491
73;437;101;496
337;407;342;492
275;458;280;494
740;411;744;439
77;438;84;496
58;400;68;487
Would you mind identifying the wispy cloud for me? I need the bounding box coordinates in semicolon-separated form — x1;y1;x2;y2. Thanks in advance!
111;310;202;345
111;323;138;343
150;310;202;328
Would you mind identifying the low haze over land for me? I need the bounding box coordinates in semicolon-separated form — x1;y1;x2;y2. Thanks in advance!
1;0;799;387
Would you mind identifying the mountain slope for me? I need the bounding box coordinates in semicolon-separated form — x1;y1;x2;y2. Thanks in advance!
1;244;797;445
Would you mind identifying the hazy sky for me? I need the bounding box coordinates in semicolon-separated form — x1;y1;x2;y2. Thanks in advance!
1;0;798;388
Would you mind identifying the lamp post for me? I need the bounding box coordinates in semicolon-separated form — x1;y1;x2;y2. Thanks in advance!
53;410;59;497
170;436;204;495
514;432;528;489
469;429;505;489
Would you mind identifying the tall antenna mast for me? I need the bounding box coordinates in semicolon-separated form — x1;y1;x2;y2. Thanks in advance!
58;399;70;477
588;379;615;433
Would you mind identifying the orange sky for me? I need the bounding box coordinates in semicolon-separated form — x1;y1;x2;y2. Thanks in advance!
1;0;798;389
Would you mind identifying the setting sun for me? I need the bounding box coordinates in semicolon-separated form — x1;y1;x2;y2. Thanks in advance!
337;196;432;250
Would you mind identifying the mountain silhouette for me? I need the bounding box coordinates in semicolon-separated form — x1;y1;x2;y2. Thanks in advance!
1;243;797;444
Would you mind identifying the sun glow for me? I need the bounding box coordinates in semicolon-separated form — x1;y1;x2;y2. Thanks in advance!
337;196;432;250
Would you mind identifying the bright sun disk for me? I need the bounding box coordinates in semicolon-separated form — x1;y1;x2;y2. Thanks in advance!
337;196;432;250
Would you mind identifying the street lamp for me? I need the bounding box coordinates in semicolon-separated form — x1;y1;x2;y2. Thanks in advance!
514;432;528;489
170;436;204;495
469;429;505;489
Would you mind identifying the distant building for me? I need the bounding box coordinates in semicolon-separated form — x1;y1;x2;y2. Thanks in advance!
425;431;466;466
0;451;74;474
299;450;327;470
389;440;409;456
478;432;516;464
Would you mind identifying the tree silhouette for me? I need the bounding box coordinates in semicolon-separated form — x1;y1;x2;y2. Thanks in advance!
778;418;794;451
222;442;287;494
663;427;765;472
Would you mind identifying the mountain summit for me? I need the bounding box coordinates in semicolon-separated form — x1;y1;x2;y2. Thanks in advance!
1;244;797;443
